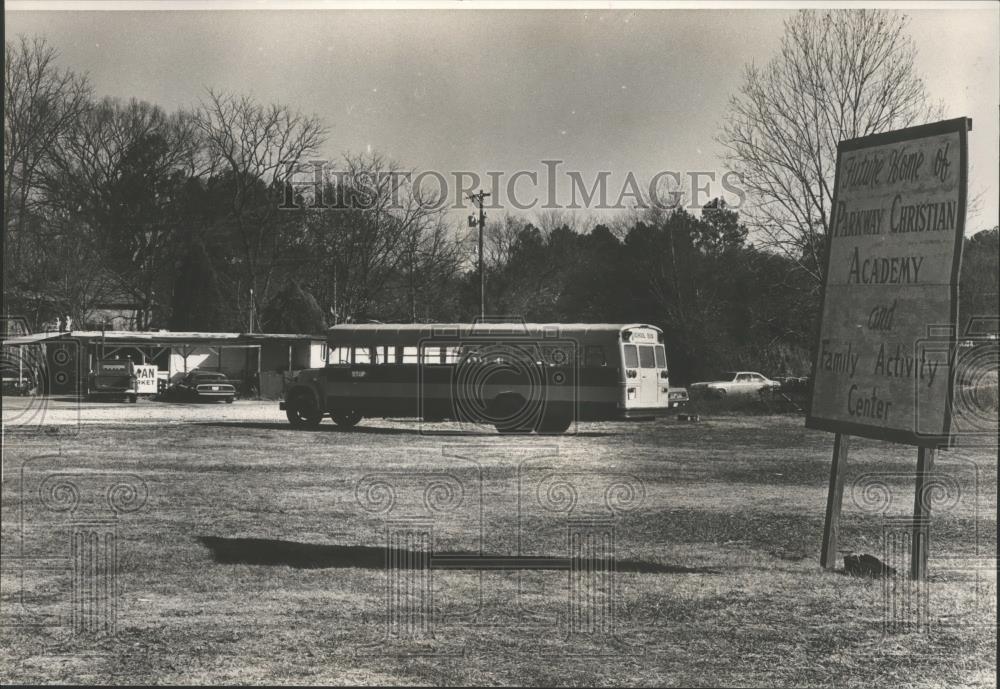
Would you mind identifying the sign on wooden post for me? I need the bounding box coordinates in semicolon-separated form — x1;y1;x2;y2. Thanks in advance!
807;118;971;579
133;364;158;394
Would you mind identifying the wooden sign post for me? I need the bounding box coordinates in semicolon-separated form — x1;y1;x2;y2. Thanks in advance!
807;118;971;580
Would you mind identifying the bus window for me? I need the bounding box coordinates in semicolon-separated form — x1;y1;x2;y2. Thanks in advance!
329;347;351;364
638;345;656;369
402;347;419;363
654;345;667;369
443;346;461;364
623;344;639;368
383;346;396;364
422;346;442;364
354;347;372;364
585;345;607;367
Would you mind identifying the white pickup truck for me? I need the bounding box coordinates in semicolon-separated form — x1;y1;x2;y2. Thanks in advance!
689;371;781;399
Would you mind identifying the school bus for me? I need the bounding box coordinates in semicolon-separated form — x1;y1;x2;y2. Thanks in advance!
280;322;678;433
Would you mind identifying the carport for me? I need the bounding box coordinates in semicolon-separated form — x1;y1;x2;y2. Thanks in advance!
0;331;68;393
67;331;263;396
4;330;326;398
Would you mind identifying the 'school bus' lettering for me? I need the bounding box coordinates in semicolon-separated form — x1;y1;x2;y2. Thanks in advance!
281;323;675;434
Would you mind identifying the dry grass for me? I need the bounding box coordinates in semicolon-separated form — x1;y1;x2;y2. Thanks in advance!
1;401;996;686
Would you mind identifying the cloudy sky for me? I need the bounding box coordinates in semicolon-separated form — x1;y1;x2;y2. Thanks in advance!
6;4;999;230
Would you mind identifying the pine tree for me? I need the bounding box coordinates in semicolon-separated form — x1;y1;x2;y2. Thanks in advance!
262;281;326;334
169;240;224;331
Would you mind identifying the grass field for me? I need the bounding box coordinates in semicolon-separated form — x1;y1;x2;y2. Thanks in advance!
1;400;996;686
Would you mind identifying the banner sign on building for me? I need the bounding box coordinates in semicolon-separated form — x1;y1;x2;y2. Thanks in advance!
806;118;971;447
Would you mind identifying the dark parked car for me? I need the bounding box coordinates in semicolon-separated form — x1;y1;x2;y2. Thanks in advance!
667;386;689;408
776;376;812;393
162;371;236;403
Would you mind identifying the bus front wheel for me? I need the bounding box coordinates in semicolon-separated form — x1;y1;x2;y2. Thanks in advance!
332;409;363;429
286;393;322;428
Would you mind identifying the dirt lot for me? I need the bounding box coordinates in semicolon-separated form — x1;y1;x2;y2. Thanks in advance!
1;399;996;686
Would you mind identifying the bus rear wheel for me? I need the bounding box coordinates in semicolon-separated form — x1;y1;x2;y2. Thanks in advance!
332;409;363;429
286;393;322;428
495;423;534;434
491;394;535;434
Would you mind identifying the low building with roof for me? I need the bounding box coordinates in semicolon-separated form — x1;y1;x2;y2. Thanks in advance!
1;330;327;399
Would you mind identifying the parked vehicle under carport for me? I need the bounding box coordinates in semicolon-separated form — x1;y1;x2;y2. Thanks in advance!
161;371;236;403
87;359;138;403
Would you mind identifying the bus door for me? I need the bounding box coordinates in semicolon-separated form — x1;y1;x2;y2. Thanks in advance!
636;345;658;404
621;341;658;408
654;344;669;406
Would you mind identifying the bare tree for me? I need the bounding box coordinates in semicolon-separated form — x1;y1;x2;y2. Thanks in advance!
294;152;456;323
484;213;531;269
481;214;567;317
43;97;201;328
534;209;585;236
719;10;941;283
194;89;327;325
403;213;462;322
3;35;90;321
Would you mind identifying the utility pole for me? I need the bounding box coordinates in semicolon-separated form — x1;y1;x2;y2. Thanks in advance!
248;289;254;334
332;265;338;326
467;190;491;319
408;239;417;323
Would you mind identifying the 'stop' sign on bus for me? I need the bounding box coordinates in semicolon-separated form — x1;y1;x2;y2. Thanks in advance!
806;117;971;447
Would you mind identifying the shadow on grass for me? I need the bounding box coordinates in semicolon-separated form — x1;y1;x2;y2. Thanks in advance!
196;421;417;435
195;421;612;437
198;536;716;574
155;398;236;405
